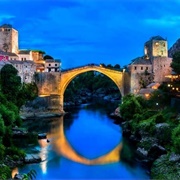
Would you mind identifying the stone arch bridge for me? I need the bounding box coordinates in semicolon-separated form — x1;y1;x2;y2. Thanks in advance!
35;64;130;111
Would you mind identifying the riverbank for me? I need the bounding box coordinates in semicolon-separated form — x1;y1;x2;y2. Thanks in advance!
111;107;180;179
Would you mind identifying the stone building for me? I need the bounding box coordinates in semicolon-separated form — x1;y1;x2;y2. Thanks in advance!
0;24;18;54
9;60;36;83
45;59;61;72
18;49;33;61
128;36;172;94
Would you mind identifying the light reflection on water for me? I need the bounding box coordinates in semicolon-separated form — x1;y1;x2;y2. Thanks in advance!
17;104;149;179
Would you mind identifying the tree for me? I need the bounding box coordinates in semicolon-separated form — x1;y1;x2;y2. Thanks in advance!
171;51;180;74
44;55;54;60
114;64;120;69
0;64;21;104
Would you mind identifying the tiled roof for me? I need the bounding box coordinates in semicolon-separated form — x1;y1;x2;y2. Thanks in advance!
9;60;34;64
0;49;8;55
130;56;152;65
18;50;31;54
6;52;18;56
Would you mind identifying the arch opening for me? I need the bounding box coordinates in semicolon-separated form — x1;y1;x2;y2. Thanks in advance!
63;70;122;107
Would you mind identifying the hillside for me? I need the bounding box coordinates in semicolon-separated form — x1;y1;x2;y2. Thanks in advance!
168;38;180;57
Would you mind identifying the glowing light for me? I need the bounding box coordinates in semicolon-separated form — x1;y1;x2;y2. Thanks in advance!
168;84;171;87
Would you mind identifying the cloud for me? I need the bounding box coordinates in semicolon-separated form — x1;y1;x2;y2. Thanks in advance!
0;14;16;23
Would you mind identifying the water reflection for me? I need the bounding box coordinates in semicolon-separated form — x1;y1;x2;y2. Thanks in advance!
17;104;149;179
49;116;123;165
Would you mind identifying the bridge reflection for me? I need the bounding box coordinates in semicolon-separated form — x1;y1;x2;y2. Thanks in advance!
49;116;122;165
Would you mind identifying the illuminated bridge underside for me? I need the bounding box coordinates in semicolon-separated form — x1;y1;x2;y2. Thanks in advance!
50;117;122;165
59;65;125;108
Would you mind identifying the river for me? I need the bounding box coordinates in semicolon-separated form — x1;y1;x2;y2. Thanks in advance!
15;102;149;180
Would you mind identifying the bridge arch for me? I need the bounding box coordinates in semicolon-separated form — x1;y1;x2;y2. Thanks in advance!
59;65;125;108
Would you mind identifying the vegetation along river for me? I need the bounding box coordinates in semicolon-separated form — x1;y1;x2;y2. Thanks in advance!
15;102;149;179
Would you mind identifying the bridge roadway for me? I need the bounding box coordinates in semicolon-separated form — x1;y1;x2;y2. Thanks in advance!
36;64;130;110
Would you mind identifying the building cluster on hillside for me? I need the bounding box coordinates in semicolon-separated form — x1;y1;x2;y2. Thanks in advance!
127;35;176;98
0;24;178;98
0;24;61;83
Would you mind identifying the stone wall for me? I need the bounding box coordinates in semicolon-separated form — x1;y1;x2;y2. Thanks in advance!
35;72;61;95
152;57;172;83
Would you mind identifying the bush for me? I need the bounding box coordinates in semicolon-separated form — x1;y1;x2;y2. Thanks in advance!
5;146;26;160
172;124;180;154
155;114;164;123
0;165;11;180
0;143;5;160
0;116;5;137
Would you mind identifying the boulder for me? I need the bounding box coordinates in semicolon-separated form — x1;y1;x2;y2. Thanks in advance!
148;144;167;160
24;154;41;164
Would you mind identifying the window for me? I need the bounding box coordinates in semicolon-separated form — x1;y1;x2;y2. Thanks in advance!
49;64;51;66
48;68;51;72
55;64;57;66
134;66;137;70
146;67;148;70
141;67;143;70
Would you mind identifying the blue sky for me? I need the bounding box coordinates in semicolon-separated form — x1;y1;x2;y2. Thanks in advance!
0;0;180;69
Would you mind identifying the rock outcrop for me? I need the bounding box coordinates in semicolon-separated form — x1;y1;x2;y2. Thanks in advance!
168;38;180;57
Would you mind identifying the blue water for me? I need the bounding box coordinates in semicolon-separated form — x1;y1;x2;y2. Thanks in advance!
17;104;149;180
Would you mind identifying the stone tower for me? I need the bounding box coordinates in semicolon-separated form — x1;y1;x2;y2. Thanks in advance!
0;24;18;53
144;36;168;59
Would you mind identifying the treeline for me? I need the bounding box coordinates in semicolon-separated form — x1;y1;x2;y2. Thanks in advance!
0;64;38;179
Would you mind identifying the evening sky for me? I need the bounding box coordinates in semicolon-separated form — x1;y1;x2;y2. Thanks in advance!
0;0;180;69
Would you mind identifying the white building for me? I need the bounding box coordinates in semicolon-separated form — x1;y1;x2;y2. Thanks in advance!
45;59;61;72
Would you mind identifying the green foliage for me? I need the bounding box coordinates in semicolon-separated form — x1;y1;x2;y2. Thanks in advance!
22;169;37;180
154;113;164;123
0;143;5;160
120;94;146;120
0;165;11;180
0;104;16;126
2;126;12;147
137;116;155;135
0;116;5;137
171;51;180;74
44;54;53;59
148;89;171;109
172;123;180;154
5;146;26;159
0;64;22;104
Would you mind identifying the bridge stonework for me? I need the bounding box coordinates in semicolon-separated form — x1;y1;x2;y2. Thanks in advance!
35;65;130;111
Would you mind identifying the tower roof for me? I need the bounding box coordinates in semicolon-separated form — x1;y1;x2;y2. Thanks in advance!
130;56;152;65
145;36;166;45
0;24;12;28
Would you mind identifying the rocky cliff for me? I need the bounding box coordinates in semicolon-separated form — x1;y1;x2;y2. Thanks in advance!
168;38;180;57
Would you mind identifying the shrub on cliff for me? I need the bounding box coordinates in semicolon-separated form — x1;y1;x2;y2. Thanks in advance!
120;94;147;120
172;124;180;154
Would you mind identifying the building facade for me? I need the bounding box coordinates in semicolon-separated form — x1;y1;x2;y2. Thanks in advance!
45;59;61;72
128;36;172;94
9;60;36;83
0;24;18;54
